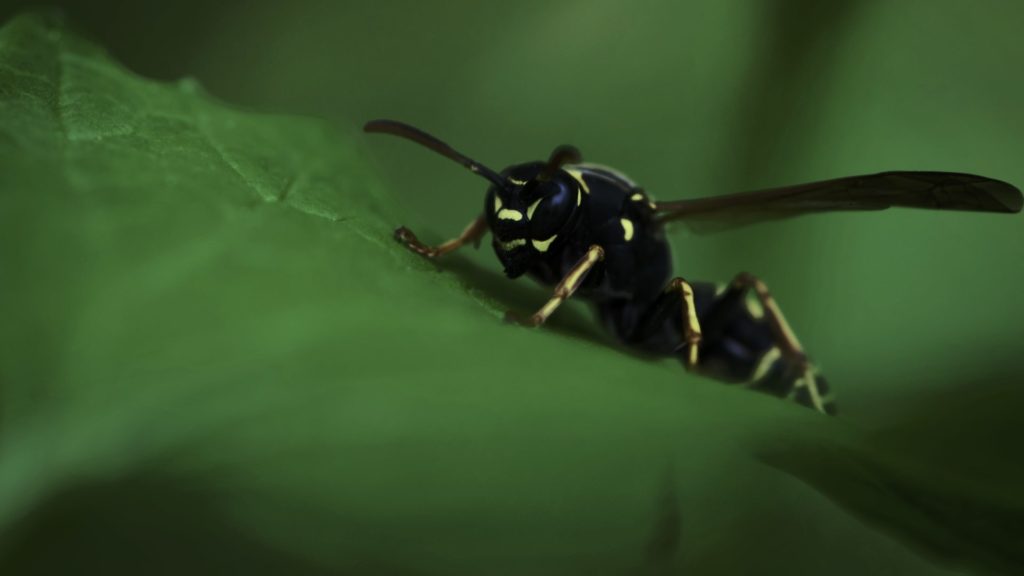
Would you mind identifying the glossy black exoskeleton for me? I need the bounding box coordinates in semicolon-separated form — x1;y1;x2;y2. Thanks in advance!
365;119;1023;414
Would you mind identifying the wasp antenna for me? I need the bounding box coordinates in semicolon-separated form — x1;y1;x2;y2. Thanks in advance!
364;119;507;188
537;145;582;181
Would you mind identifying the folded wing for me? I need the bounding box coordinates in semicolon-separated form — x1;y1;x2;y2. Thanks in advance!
655;171;1022;232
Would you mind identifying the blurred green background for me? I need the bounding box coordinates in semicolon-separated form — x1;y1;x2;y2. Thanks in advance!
1;1;1022;574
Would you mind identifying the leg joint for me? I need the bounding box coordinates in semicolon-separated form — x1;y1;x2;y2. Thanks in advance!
666;277;695;297
732;271;762;290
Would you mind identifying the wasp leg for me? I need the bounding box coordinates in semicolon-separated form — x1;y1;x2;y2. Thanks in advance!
723;272;833;414
665;278;703;369
604;278;703;368
505;245;604;327
394;214;488;259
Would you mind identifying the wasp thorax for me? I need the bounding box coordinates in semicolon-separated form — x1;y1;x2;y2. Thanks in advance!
485;164;584;278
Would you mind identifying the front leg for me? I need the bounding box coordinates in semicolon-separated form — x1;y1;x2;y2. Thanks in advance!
395;214;488;259
505;245;605;327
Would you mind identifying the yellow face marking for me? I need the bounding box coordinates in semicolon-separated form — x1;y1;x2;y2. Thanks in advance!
526;197;542;220
630;192;644;202
532;234;557;252
493;195;502;214
562;168;590;194
498;238;526;251
576;189;581;206
620;218;635;241
497;209;523;221
508;177;528;186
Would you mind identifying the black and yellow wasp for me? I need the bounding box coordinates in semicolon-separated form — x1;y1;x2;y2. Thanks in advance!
365;120;1022;414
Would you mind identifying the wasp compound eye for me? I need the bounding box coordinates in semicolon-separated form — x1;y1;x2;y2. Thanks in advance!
527;181;576;244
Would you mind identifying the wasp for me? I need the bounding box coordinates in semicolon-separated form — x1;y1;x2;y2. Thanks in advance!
364;120;1022;414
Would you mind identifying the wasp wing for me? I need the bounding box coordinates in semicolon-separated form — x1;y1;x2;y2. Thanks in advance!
655;171;1022;232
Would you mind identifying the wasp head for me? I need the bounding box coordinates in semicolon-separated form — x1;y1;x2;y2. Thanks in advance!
486;163;584;278
361;120;586;278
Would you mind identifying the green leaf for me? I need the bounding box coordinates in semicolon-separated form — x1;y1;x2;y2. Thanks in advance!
1;11;1021;575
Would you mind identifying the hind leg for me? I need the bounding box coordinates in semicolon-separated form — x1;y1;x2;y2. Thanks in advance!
606;275;834;414
712;272;834;414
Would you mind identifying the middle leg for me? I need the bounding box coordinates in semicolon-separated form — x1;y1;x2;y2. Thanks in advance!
668;278;703;369
617;278;704;368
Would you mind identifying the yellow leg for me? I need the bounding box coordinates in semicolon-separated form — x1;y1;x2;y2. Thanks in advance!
506;245;605;327
394;214;488;259
666;278;703;370
731;272;828;413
